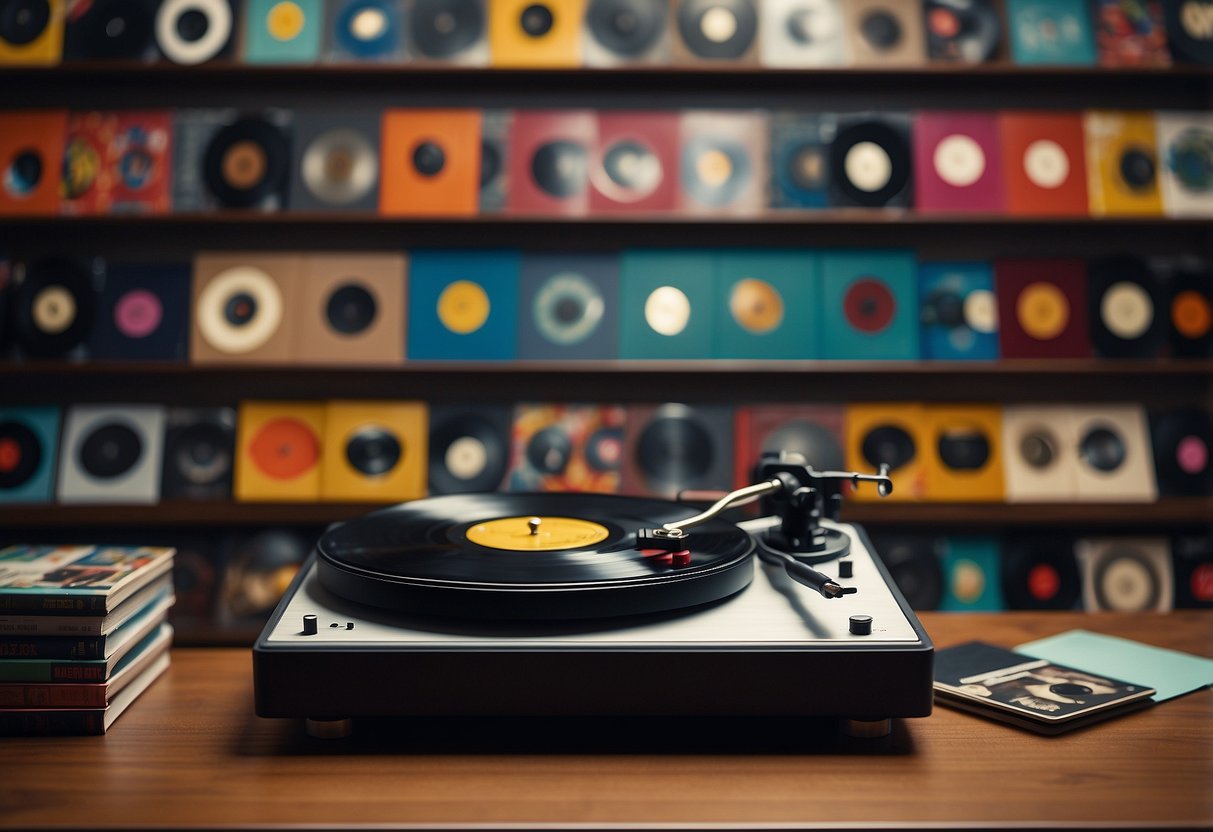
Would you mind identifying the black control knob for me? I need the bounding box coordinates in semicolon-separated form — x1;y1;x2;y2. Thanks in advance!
849;614;873;636
302;614;318;636
838;559;854;578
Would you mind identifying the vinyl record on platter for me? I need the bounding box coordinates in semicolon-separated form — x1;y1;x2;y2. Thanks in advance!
154;0;234;64
410;0;484;58
1001;537;1081;610
0;419;41;491
64;0;156;59
11;258;97;359
162;407;236;499
1151;407;1213;496
315;492;756;620
428;406;511;494
345;425;402;476
202;117;289;209
829;118;912;208
1087;255;1166;358
586;0;666;59
869;533;943;610
1169;267;1213;357
299;126;378;207
924;0;1000;62
676;0;757;59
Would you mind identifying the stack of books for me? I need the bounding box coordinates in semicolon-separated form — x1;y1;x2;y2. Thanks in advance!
0;545;175;736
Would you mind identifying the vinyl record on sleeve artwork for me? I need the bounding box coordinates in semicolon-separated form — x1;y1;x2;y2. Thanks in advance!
583;0;669;65
994;258;1091;358
760;0;847;67
0;406;60;504
295;252;406;365
715;249;819;359
88;261;191;361
918;262;999;361
1093;0;1169;67
9;257;98;359
827;113;913;208
427;404;512;494
190;252;301;365
243;0;322;62
325;0;404;61
845;402;927;500
678;110;767;215
1000;404;1078;501
923;404;1004;502
938;537;1004;610
1164;0;1213;64
289;112;380;212
154;0;236;64
1077;536;1173;612
998;110;1089;215
201;114;291;209
865;532;943;609
1005;0;1097;65
0;109;68;216
1000;536;1081;610
1171;534;1213;608
506;403;627;493
1150;406;1213;496
160;407;236;500
1167;266;1213;356
409;0;487;63
64;0;158;60
673;0;758;63
488;0;582;67
321;400;427;502
590;111;679;213
518;252;619;360
769;113;835;209
619;249;716;359
1083;111;1163;216
843;0;927;65
912;111;1004;213
1086;254;1166;358
1156;112;1213;217
0;0;65;64
820;249;919;359
56;404;166;504
621;403;734;498
923;0;1001;62
406;250;520;360
235;401;324;501
1070;403;1157;502
508;110;596;216
380;109;482;216
734;404;846;486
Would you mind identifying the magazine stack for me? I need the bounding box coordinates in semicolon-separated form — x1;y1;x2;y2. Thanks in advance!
0;545;175;736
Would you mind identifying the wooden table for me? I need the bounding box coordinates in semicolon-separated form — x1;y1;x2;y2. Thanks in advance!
3;611;1211;830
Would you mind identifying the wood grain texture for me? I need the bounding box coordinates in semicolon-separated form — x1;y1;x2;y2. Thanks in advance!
1;612;1210;830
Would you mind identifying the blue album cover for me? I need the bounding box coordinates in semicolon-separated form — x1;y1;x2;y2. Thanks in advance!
819;250;920;360
407;250;520;361
619;250;716;360
325;0;406;61
714;250;820;359
88;263;191;362
517;254;620;361
244;0;324;63
769;114;834;209
1006;0;1097;65
0;407;61;504
939;537;1005;611
919;262;999;361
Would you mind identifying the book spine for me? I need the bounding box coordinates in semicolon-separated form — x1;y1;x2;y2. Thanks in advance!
0;710;104;736
0;684;108;708
0;661;107;683
0;635;106;660
0;620;106;636
0;594;108;614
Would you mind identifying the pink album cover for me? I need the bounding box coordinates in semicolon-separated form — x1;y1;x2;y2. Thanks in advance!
913;111;1005;213
506;110;596;217
589;111;680;214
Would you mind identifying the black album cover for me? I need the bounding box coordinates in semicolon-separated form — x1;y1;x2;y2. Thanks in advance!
1166;264;1213;357
161;406;236;500
923;0;1001;62
408;0;487;63
88;262;191;361
1171;534;1213;608
427;404;512;494
828;113;913;208
8;257;100;360
153;0;237;64
64;0;158;60
1164;0;1213;64
1000;536;1081;610
621;403;734;498
1086;255;1166;359
674;0;758;62
173;109;292;211
1150;406;1213;496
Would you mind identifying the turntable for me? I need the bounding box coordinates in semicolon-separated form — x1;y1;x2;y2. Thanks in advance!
254;454;934;738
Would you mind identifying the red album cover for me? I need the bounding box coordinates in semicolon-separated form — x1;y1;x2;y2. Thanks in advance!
507;110;596;216
998;112;1088;216
913;111;1005;213
60;111;172;215
590;111;680;214
1093;0;1171;67
995;258;1092;358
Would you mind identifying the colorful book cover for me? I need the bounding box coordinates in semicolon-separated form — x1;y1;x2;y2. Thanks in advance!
1006;0;1097;65
0;546;174;615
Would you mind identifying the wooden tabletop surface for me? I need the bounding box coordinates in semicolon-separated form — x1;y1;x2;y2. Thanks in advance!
2;611;1211;830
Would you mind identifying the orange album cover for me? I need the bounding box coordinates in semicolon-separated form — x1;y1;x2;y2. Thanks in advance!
60;111;173;216
999;111;1089;216
379;109;482;217
235;401;325;502
0;110;68;216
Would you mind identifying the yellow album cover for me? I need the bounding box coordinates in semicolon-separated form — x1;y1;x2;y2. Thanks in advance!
320;400;428;502
1083;110;1164;216
489;0;584;67
0;0;64;65
922;404;1006;502
845;403;927;501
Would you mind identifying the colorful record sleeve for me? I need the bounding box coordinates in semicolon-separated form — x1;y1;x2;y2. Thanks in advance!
583;0;670;66
288;111;381;212
923;0;1002;63
154;0;237;64
1166;264;1213;357
1086;254;1167;359
939;537;1004;611
234;401;324;502
714;249;819;359
160;406;236;501
845;402;928;501
827;112;913;208
819;249;919;360
1070;403;1157;502
1000;536;1082;610
0;110;68;216
320;400;428;502
1150;406;1213;497
842;0;928;66
1083;110;1164;217
1005;0;1097;65
294;252;406;366
190;252;301;365
243;0;322;62
1163;0;1213;64
618;249;716;359
999;111;1089;215
517;252;619;360
406;250;520;361
506;403;627;493
479;109;511;213
678;110;767;216
620;402;734;498
912;111;1005;213
60;110;172;216
0;0;65;64
769;112;834;209
672;0;759;64
88;261;192;361
324;0;406;61
1077;536;1173;612
865;531;944;609
218;528;308;625
1001;404;1079;501
759;0;848;67
507;110;596;216
1170;534;1213;608
408;0;489;65
427;404;512;494
1156;111;1213;217
923;404;1005;501
590;111;680;214
380;109;482;217
172;109;292;212
489;0;583;67
7;256;99;360
995;258;1091;358
63;0;159;61
0;406;60;504
56;403;166;504
919;262;999;361
734;404;846;486
1093;0;1170;66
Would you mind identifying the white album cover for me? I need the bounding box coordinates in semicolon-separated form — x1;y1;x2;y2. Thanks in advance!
759;0;848;66
57;404;166;504
1157;111;1213;217
1070;403;1157;502
1077;537;1173;612
1000;405;1078;502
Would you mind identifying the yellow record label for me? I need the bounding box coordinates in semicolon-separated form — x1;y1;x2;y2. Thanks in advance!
466;515;610;551
437;280;490;334
267;1;306;40
1017;282;1069;341
729;278;784;334
696;149;734;187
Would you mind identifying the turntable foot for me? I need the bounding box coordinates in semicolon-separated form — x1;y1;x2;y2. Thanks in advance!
843;718;891;738
305;717;353;739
